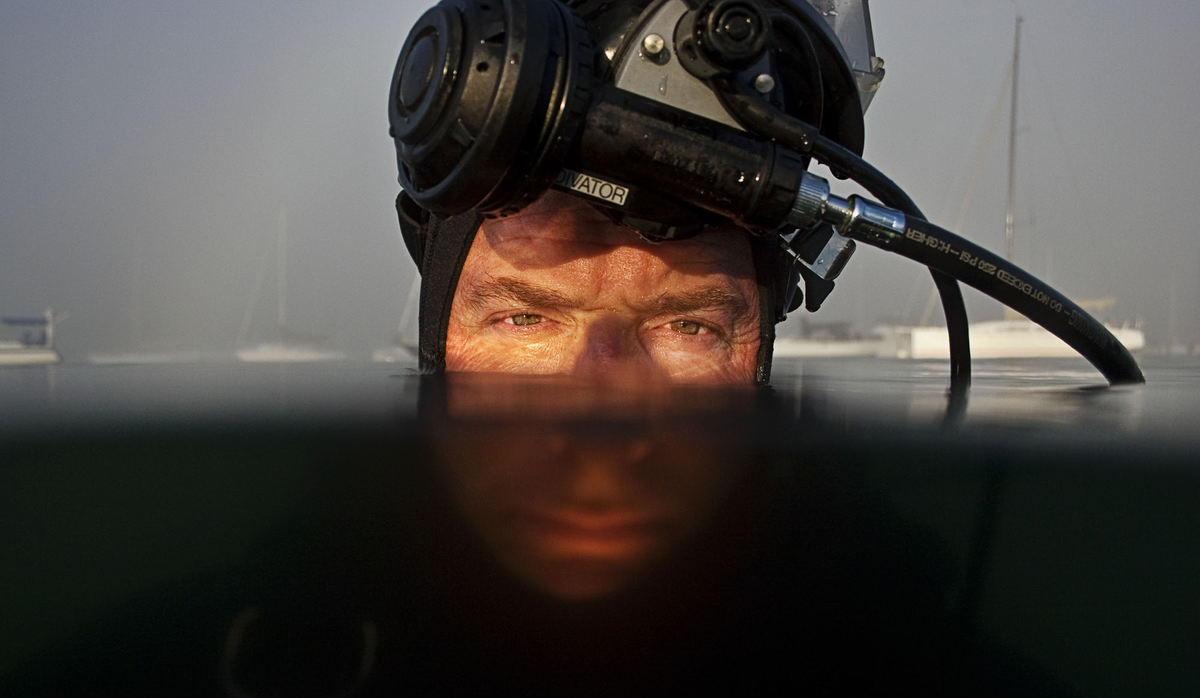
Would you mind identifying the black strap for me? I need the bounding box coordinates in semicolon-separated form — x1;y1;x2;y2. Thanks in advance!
395;192;484;373
750;235;779;385
417;213;483;373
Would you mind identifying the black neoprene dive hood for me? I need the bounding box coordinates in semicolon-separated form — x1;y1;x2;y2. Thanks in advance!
389;0;1146;387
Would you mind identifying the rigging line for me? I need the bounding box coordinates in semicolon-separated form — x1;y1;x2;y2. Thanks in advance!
397;273;420;340
235;212;278;347
276;206;288;331
1004;16;1021;263
1025;22;1105;268
915;58;1014;326
952;59;1013;238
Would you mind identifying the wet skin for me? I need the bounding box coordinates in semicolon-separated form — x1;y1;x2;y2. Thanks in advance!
438;190;761;599
445;189;761;383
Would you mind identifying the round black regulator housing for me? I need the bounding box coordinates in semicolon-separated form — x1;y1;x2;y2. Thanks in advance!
675;0;771;79
388;0;594;216
389;0;869;229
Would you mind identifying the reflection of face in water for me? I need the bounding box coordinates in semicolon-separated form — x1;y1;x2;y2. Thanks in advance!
432;375;747;601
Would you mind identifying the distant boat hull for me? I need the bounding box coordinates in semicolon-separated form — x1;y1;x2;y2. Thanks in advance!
876;320;1145;360
236;342;347;363
87;350;231;365
0;345;61;366
2;309;60;366
772;337;882;358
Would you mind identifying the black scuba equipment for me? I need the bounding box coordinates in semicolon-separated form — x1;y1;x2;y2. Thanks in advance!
388;0;1144;386
389;0;866;239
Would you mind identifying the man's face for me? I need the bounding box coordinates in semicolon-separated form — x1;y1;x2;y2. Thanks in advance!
445;189;761;382
433;373;753;601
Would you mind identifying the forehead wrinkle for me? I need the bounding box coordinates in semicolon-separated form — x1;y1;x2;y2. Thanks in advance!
480;202;756;277
481;200;620;249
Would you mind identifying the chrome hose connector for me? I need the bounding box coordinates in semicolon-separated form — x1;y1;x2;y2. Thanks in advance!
788;171;832;227
845;197;906;248
786;171;906;247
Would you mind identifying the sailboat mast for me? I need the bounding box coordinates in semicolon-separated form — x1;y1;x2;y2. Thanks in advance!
277;206;287;331
1004;16;1022;263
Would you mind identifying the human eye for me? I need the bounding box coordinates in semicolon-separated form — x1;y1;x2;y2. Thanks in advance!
666;319;707;336
503;313;544;327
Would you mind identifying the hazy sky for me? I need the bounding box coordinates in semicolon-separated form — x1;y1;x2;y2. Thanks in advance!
2;0;1198;360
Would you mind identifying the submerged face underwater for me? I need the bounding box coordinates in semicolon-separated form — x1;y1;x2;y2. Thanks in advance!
3;364;1197;695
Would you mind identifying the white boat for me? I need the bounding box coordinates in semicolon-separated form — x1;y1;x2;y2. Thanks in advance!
876;318;1144;360
87;350;231;365
773;336;882;358
236;340;347;363
1;309;62;366
773;321;882;358
881;19;1144;362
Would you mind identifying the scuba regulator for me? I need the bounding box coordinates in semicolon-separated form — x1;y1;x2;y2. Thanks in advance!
388;0;1144;387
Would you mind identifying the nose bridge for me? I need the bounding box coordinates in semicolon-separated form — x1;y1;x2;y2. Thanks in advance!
565;435;655;504
570;314;651;378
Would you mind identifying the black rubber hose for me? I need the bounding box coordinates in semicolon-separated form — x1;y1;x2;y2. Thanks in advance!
713;77;973;390
856;215;1144;384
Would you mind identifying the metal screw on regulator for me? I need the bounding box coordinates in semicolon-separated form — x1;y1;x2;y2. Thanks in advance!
642;33;666;57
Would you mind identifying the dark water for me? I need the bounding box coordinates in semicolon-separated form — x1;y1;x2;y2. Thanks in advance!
2;356;1197;696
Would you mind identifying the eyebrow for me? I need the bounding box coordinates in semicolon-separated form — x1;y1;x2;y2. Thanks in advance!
462;276;575;312
463;276;750;320
648;287;750;320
